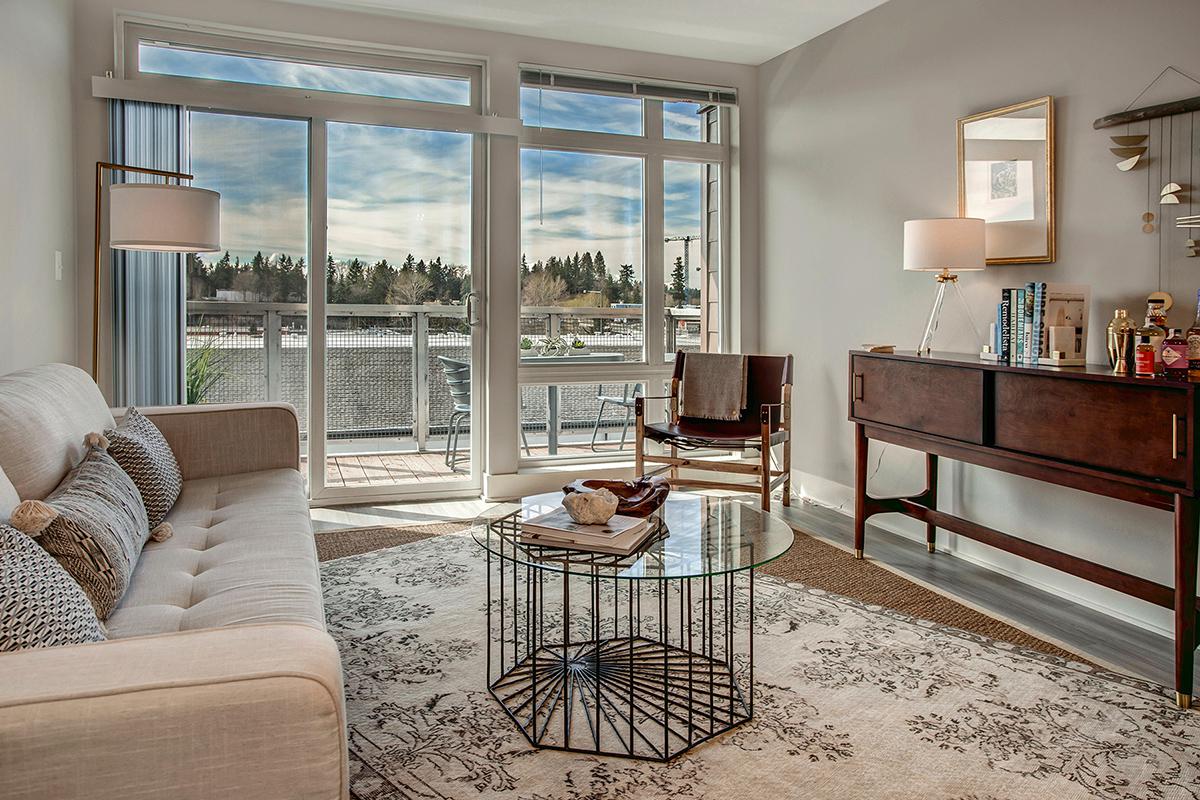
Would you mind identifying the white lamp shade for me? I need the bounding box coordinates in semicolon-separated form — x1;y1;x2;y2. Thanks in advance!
903;217;986;272
109;183;220;253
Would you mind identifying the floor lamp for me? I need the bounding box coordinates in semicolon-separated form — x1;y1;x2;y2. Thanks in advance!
903;218;986;355
92;161;220;384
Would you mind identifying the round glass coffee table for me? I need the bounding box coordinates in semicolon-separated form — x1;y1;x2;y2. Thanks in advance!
472;491;793;761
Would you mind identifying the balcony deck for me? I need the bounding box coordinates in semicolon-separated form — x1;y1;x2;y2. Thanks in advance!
308;444;616;488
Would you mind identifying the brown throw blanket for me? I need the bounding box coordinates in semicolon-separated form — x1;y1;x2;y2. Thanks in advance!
681;353;747;420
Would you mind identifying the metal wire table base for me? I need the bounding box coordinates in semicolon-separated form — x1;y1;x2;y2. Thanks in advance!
484;530;756;761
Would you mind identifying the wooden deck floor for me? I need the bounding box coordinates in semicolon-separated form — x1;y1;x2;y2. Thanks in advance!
306;444;620;488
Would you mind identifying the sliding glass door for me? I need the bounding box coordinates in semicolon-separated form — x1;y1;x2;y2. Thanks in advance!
318;122;480;498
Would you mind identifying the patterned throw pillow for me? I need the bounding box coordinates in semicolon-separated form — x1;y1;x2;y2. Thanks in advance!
8;436;152;619
105;407;182;528
0;524;105;651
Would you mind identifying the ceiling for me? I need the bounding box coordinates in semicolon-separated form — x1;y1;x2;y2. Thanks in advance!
276;0;891;65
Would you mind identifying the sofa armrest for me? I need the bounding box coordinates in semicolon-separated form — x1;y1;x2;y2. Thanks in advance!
0;624;347;800
122;403;301;480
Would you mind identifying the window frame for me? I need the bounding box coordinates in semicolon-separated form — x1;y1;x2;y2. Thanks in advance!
515;72;734;466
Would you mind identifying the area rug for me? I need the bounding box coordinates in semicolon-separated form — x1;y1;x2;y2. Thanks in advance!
320;531;1200;800
316;520;1080;662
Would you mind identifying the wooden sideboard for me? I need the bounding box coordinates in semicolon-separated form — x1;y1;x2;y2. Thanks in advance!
848;350;1198;708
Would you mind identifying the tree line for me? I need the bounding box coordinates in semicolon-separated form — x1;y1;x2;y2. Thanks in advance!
187;251;470;305
188;248;699;307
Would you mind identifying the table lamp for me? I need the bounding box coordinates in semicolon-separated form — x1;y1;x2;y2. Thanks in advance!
903;218;986;355
91;162;220;381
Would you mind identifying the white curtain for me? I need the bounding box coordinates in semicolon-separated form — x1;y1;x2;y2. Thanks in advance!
108;100;187;406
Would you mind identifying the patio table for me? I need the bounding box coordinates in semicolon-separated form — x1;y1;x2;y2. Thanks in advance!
519;352;625;454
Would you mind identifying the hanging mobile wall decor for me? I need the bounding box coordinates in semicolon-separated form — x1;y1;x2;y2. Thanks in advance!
1096;66;1200;270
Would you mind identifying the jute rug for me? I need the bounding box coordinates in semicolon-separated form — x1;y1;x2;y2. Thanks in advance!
316;519;1079;661
319;528;1200;800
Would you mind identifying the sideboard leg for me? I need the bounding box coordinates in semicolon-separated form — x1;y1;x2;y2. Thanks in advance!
854;423;867;559
925;453;939;553
1175;494;1198;709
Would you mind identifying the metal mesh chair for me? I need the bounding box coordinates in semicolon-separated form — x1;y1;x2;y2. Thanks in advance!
590;383;642;451
438;356;531;471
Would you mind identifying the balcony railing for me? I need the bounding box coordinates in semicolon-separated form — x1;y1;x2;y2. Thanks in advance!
186;301;701;451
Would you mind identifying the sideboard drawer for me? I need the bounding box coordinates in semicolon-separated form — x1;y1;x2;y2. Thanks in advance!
994;373;1191;484
850;356;984;443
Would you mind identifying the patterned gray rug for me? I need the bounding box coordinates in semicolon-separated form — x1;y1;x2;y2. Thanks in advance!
321;531;1200;800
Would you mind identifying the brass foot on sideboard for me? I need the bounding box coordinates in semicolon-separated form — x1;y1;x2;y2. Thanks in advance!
927;542;936;553
1178;692;1193;710
854;548;863;560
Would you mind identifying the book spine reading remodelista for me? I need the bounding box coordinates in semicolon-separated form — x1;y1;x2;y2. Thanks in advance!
1000;290;1012;362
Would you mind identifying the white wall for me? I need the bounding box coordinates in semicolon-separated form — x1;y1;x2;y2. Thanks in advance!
0;0;78;374
759;0;1200;635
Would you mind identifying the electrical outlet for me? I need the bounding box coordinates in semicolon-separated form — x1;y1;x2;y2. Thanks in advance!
54;251;63;281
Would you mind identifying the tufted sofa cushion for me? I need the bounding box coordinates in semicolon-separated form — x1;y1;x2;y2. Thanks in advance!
103;468;324;639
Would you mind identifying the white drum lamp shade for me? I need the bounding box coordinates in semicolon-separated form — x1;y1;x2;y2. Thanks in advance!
109;183;221;253
903;217;986;272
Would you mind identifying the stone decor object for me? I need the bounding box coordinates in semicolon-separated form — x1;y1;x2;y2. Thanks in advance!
561;487;619;524
563;475;671;517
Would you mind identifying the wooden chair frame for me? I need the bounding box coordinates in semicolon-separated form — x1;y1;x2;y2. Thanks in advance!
634;364;792;511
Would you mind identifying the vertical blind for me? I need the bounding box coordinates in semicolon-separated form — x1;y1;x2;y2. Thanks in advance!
108;99;187;407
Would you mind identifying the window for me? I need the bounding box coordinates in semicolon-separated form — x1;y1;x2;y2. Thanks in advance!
517;71;733;462
519;87;643;135
664;160;721;359
137;41;472;106
520;149;645;361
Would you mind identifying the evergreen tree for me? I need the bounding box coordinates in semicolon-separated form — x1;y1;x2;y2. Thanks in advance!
618;263;636;304
669;256;689;308
367;259;395;303
401;253;416;273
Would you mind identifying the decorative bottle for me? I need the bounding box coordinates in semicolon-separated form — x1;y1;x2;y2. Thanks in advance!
1187;290;1200;380
1106;309;1138;374
1163;328;1189;380
1138;308;1166;375
1135;335;1156;378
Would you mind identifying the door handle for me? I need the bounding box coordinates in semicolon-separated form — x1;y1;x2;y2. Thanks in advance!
852;373;864;402
465;291;481;327
1173;414;1186;460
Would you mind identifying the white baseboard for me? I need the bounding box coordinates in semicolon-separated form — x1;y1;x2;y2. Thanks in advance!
793;469;1174;639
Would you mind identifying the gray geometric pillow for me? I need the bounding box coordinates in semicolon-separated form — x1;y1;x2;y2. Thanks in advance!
8;436;151;620
0;524;106;651
105;407;181;528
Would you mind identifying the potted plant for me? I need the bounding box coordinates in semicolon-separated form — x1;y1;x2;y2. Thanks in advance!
519;336;533;352
569;336;590;355
538;335;569;357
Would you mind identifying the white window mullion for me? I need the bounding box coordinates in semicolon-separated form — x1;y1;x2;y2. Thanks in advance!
645;151;666;365
307;118;329;499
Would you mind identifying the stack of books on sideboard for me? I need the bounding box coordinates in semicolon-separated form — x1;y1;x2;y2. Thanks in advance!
980;282;1089;366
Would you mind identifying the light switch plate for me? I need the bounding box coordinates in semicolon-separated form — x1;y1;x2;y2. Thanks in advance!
54;251;63;281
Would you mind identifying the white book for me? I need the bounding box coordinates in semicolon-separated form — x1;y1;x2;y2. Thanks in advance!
521;508;652;555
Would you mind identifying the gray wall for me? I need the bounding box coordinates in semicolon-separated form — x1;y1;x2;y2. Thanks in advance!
759;0;1200;634
0;0;77;374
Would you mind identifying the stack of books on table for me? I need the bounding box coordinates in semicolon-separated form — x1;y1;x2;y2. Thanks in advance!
520;507;653;555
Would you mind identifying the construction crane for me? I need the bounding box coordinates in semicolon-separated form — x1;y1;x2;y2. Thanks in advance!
663;235;700;273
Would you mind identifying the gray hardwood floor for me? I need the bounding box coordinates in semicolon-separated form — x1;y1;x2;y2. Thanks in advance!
311;493;1184;691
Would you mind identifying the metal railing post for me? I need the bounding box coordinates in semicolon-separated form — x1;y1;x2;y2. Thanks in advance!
265;309;281;401
413;311;429;452
548;312;560;339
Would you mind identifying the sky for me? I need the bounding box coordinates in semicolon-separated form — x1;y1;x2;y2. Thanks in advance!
156;45;707;283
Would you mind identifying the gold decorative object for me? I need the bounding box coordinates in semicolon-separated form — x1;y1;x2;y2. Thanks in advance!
1111;146;1148;158
957;96;1055;264
1111;134;1149;147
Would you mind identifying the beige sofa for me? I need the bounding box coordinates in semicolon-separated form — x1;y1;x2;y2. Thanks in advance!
0;364;347;800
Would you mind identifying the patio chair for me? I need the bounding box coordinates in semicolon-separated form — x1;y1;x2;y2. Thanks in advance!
438;356;531;471
635;351;793;510
590;383;642;451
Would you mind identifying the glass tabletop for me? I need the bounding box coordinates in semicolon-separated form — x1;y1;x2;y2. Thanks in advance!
471;491;794;580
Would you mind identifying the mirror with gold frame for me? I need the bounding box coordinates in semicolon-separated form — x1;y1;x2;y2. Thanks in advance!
958;96;1055;264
